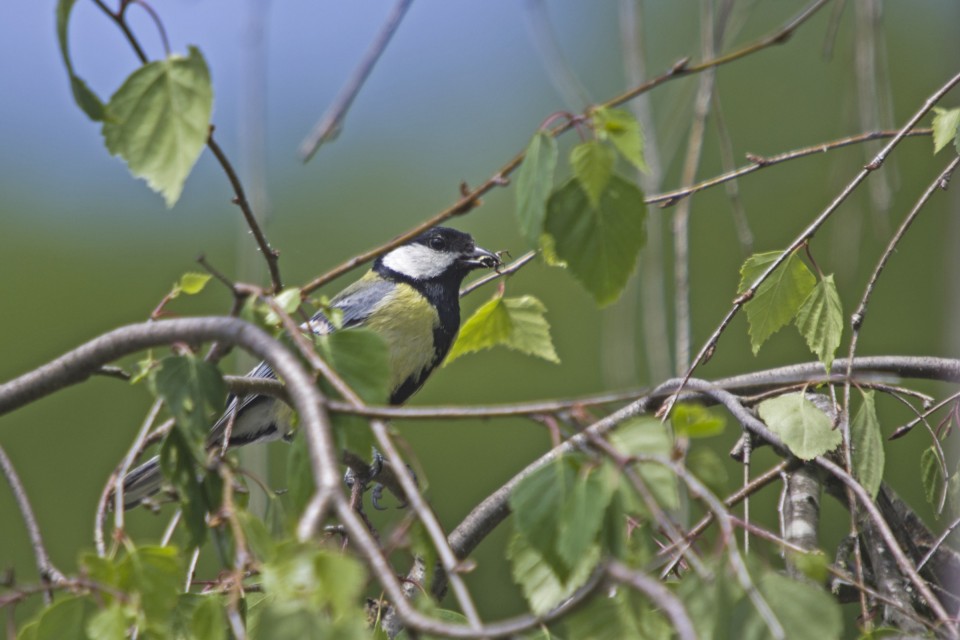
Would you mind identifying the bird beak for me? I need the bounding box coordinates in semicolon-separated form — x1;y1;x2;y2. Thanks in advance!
460;246;501;270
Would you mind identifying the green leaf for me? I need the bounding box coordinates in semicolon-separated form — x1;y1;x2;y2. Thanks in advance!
447;295;559;364
260;543;366;616
593;107;646;171
921;446;943;506
160;428;215;548
687;447;729;494
56;0;106;121
85;604;128;640
795;275;844;370
556;466;617;570
516;131;558;246
151;354;226;439
678;570;741;640
78;547;183;636
543;175;646;306
509;457;578;579
752;571;843;640
191;596;227;640
686;448;729;497
314;328;390;404
16;620;38;640
758;393;840;460
739;251;816;355
251;603;368;640
507;533;601;616
672;403;726;439
600;485;627;559
239;507;279;563
102;47;213;207
34;596;95;640
287;434;315;515
446;295;512;363
570;141;615;207
851;390;884;499
932;107;960;155
264;288;303;325
608;418;679;510
563;588;644;640
786;549;830;583
178;272;212;295
122;546;184;626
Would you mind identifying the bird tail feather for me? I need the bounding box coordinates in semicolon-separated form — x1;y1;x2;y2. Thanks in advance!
121;455;164;510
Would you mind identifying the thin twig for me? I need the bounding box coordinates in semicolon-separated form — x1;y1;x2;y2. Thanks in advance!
299;0;416;161
113;399;164;524
649;128;931;207
300;0;832;297
672;0;721;372
524;0;591;110
710;89;753;251
87;2;284;293
0;445;65;595
917;514;960;572
620;0;673;383
128;0;170;57
206;133;283;292
615;447;785;640
459;250;537;297
607;561;697;640
890;390;960;440
695;381;957;633
259;301;486;630
661;71;960;420
659;460;789;578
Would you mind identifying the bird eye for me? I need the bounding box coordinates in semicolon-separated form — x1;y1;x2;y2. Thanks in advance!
429;237;445;250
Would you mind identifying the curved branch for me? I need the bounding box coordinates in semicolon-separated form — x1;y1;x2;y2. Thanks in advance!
0;318;341;497
0;445;65;596
441;358;960;598
607;561;697;640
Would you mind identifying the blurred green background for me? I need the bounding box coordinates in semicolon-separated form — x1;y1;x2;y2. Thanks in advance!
2;0;959;625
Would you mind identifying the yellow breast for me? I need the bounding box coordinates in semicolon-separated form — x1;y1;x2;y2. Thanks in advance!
362;284;440;393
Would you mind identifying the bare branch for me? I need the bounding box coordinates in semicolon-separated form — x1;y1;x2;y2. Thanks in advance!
662;70;960;419
650;128;932;208
0;445;65;596
87;2;284;293
300;0;834;296
299;0;416;161
607;561;697;640
459;250;537;298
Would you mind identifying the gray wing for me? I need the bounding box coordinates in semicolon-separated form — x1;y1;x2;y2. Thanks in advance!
331;277;395;328
206;280;393;446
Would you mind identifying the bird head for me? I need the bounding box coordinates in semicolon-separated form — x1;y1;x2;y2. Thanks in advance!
378;227;500;284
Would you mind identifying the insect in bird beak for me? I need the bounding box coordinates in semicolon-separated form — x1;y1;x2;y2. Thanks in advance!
464;246;501;270
493;250;511;274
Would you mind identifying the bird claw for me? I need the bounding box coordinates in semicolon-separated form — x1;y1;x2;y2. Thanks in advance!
343;451;419;511
371;483;387;510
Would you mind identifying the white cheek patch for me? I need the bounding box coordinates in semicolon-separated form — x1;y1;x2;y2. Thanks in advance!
382;245;457;280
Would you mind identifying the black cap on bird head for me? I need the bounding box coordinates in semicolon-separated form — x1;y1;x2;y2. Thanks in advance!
377;227;500;283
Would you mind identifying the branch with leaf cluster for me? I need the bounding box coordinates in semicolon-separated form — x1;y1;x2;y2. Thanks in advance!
5;1;959;639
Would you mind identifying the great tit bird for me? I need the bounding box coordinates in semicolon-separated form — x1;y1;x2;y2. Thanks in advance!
122;227;500;508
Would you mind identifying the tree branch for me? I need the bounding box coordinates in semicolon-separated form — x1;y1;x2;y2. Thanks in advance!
0;445;65;599
663;70;960;419
298;0;416;161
